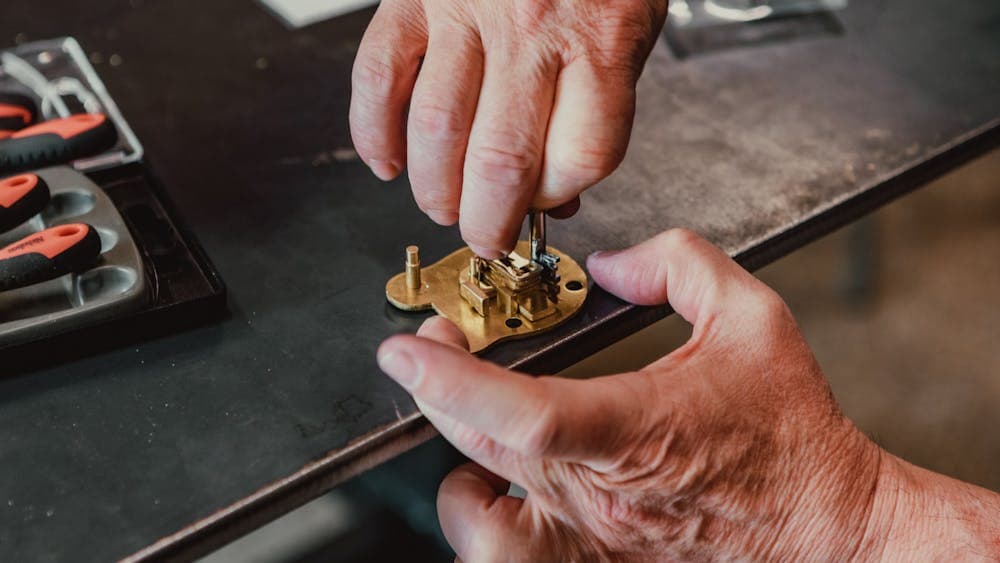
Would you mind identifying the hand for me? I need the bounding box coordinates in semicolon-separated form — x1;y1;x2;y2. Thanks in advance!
378;229;885;559
350;0;668;258
379;229;1000;560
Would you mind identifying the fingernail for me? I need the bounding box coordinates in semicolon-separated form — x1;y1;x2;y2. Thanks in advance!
468;244;504;260
427;210;458;226
377;349;418;388
369;159;400;181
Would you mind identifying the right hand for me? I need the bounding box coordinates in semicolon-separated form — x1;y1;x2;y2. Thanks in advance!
350;0;668;257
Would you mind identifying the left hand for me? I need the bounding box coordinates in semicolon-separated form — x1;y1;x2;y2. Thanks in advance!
376;230;886;561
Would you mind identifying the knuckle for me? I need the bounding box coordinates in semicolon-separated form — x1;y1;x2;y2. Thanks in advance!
510;0;553;34
519;399;559;457
655;228;703;254
586;50;643;86
453;425;494;455
575;6;664;74
592;491;645;530
758;288;793;324
352;53;403;105
432;378;467;410
410;103;469;143
547;141;625;190
748;292;804;362
737;285;795;347
351;3;425;107
466;130;539;188
413;186;459;212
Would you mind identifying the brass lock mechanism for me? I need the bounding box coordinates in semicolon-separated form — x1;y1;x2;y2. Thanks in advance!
386;212;588;353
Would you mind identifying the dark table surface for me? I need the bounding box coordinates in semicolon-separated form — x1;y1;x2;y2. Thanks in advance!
1;1;997;561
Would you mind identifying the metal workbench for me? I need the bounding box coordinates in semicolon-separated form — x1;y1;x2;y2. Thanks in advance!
0;0;997;560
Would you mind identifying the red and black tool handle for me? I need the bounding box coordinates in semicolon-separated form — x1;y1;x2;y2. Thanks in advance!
0;93;37;139
0;223;101;292
0;173;51;233
0;114;118;174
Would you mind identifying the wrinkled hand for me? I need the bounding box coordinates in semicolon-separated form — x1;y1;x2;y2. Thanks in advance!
350;0;667;258
377;229;889;560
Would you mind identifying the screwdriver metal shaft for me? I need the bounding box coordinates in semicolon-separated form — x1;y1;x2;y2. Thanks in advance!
529;210;546;265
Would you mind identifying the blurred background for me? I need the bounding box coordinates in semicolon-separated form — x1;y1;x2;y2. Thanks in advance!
202;150;999;562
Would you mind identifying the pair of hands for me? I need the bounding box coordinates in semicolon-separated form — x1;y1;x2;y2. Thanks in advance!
354;0;1000;559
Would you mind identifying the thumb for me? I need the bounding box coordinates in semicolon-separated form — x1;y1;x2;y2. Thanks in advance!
587;229;765;328
378;332;656;464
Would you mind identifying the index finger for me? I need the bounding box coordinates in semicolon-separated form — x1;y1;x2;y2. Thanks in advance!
438;462;519;562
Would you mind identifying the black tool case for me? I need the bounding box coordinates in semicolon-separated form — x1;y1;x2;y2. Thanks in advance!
1;38;226;371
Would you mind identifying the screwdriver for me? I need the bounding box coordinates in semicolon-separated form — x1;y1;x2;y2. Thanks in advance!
528;210;560;276
0;113;118;174
0;223;101;292
0;93;37;139
0;173;51;233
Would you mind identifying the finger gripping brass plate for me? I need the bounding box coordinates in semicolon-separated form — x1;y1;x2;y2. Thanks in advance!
386;241;588;353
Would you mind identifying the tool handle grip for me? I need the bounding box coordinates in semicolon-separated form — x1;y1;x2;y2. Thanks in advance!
0;223;101;292
0;93;37;135
0;173;51;233
0;114;118;174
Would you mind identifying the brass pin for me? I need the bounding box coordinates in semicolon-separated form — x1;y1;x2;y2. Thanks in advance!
469;256;480;280
405;245;421;290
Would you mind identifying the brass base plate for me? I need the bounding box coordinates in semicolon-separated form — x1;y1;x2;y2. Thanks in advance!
385;241;589;353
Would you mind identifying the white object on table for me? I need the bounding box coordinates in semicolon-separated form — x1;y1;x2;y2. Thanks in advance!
257;0;379;28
